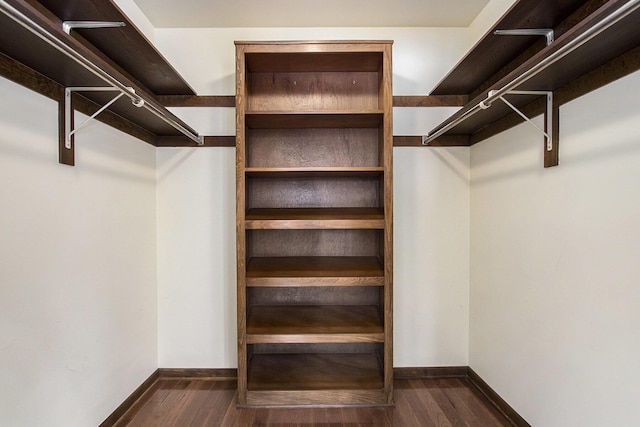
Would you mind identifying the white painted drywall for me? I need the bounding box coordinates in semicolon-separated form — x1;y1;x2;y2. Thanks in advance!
470;70;640;426
112;0;156;42
156;146;237;368
152;27;472;368
0;77;158;426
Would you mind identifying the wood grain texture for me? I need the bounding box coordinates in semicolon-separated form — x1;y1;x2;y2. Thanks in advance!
36;0;195;95
99;369;159;427
247;305;384;343
246;256;384;288
236;40;392;406
248;72;380;111
112;376;513;425
246;111;383;129
247;229;383;258
245;207;384;229
247;175;382;209
430;0;588;95
393;95;468;107
428;0;640;145
247;128;381;167
0;0;195;138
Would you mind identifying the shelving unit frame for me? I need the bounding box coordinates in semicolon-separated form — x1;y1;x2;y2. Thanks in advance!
235;40;393;407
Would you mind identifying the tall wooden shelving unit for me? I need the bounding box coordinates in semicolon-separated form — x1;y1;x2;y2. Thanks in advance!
235;40;393;407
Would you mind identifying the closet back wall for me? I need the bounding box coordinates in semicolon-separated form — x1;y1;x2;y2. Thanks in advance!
154;27;472;368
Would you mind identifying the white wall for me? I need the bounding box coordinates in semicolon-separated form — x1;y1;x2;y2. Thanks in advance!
156;147;237;367
153;27;472;367
0;77;158;426
470;70;640;426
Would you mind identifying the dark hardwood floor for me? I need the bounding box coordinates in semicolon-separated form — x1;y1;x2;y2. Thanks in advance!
112;377;513;426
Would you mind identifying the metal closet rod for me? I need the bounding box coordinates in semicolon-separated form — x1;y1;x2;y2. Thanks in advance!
423;0;640;145
0;0;203;145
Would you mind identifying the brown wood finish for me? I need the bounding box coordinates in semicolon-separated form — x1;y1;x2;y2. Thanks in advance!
245;207;384;230
111;375;514;426
468;45;640;147
468;368;532;427
99;369;159;427
157;95;236;107
0;0;198;165
393;95;468;107
155;135;236;147
158;94;467;108
36;0;195;95
246;256;384;287
236;41;393;406
247;305;384;343
430;0;591;95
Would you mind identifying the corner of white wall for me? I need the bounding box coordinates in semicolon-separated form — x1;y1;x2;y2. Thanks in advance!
465;0;518;48
111;0;156;43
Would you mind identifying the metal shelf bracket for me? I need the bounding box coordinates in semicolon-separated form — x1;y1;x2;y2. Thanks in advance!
489;90;554;152
64;86;143;149
62;20;125;35
494;28;555;46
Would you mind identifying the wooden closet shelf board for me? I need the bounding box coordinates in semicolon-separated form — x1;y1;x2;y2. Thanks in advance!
430;0;592;95
246;256;385;287
431;0;640;137
36;0;195;95
247;305;384;343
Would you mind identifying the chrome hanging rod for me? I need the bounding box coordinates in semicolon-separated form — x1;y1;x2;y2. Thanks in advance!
0;0;203;145
423;0;640;145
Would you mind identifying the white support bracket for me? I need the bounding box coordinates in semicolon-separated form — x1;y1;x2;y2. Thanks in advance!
487;90;554;152
64;86;143;149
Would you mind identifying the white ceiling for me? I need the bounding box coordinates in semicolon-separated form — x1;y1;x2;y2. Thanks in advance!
132;0;491;28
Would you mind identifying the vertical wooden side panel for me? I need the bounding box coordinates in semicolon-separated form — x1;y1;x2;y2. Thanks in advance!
381;42;394;405
235;43;248;406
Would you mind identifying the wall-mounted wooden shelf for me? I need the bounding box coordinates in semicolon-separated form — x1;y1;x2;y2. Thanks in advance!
430;0;589;96
424;0;640;168
0;0;199;164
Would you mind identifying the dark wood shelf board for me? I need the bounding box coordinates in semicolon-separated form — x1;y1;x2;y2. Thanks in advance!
430;0;590;95
157;95;236;107
429;0;640;141
246;256;385;287
246;208;385;230
393;95;468;107
245;167;384;178
0;0;197;144
247;353;384;391
244;51;384;73
247;305;384;343
155;135;236;147
36;0;195;95
245;111;384;129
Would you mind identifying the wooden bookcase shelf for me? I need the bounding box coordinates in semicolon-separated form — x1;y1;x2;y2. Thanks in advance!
236;40;393;406
245;208;384;230
247;305;384;343
246;256;385;287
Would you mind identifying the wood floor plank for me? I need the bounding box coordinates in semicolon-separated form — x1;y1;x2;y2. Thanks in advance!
113;377;514;426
